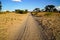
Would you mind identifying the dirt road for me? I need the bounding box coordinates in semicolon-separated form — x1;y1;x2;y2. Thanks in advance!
17;13;42;40
8;13;43;40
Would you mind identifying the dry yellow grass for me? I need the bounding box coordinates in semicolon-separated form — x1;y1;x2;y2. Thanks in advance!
0;12;28;40
35;12;60;40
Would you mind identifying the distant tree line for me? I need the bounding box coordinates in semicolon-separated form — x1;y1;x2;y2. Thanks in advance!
31;5;60;15
15;9;28;14
32;5;59;13
15;5;60;14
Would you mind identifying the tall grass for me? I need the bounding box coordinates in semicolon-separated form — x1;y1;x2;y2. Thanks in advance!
44;12;53;16
0;12;27;40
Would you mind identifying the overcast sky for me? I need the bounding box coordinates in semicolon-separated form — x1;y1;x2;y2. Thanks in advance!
0;0;60;11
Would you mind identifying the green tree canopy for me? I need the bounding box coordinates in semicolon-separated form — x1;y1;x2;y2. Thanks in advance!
24;9;28;13
45;5;56;12
0;1;2;12
33;8;40;12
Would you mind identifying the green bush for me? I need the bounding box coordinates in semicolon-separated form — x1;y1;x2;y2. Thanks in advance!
15;9;23;13
15;9;27;14
5;11;10;13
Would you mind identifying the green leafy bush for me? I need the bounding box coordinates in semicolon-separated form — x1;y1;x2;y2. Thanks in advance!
15;9;28;14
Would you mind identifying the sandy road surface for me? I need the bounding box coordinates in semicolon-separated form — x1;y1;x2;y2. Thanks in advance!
17;13;42;40
8;13;42;40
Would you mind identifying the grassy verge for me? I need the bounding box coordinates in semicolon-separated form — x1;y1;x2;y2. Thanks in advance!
0;12;27;40
34;12;60;40
44;12;53;16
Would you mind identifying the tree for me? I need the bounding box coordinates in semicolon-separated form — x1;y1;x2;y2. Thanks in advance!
33;8;40;12
24;9;28;13
0;1;2;12
15;9;25;14
53;8;58;12
33;8;40;15
45;5;55;12
6;10;10;13
15;9;20;13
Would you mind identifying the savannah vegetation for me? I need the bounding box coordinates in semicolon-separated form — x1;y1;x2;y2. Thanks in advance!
31;5;60;40
0;1;60;40
0;1;28;40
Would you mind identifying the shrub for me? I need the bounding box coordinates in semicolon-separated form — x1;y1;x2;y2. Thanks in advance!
5;10;10;13
15;9;27;14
